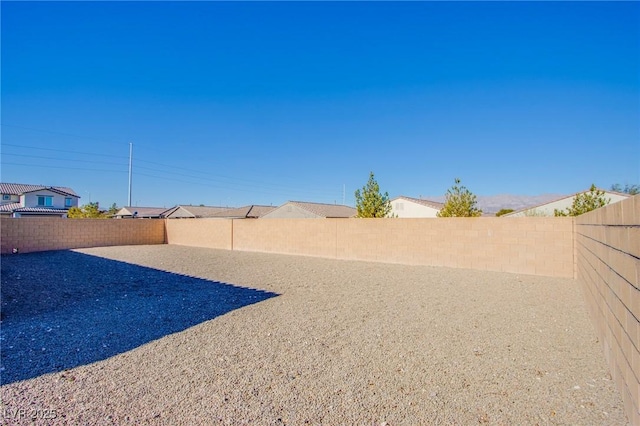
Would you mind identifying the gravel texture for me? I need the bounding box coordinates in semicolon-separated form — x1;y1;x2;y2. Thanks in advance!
0;245;626;425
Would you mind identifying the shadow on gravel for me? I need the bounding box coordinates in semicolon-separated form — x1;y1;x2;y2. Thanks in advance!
0;250;279;385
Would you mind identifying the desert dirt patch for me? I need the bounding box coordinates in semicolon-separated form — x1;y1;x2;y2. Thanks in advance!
1;245;626;425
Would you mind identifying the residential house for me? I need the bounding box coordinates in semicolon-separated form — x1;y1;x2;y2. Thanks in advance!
163;204;276;219
163;205;230;219
390;196;443;218
209;205;276;219
261;201;356;219
113;206;172;219
503;188;629;217
0;183;80;217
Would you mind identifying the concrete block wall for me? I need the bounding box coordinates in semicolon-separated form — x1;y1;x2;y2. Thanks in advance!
335;217;573;277
0;218;165;254
2;204;637;421
2;216;576;279
164;218;232;250
232;219;338;258
575;195;640;425
214;217;575;278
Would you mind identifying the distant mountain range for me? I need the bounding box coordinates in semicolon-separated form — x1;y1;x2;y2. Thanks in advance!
424;193;565;215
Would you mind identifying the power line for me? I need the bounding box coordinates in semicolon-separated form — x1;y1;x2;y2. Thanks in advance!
2;159;338;198
1;123;190;159
2;130;343;200
2;143;128;159
2;162;128;174
133;171;337;197
4;145;339;197
2;152;337;196
3;134;334;193
2;152;128;167
0;123;122;145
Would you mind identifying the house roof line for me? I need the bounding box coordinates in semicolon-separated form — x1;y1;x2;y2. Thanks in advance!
392;195;444;209
504;187;629;216
0;183;79;197
116;206;174;217
285;201;357;218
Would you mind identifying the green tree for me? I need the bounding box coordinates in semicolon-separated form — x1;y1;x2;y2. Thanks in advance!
354;172;393;218
67;206;84;218
611;183;639;195
106;203;119;216
495;208;514;217
82;202;103;218
68;202;109;219
437;178;482;217
554;184;610;216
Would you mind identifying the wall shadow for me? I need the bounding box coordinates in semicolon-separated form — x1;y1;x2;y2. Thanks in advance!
0;250;279;385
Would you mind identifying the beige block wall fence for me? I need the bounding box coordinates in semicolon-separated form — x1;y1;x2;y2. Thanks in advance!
2;216;575;276
1;197;638;423
0;217;165;254
575;195;640;425
228;217;575;277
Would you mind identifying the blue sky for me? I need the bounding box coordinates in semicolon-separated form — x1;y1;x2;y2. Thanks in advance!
2;1;638;208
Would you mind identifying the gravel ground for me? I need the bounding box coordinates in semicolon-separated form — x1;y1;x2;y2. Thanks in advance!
0;245;626;425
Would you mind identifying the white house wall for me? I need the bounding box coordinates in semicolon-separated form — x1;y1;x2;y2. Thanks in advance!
1;194;19;203
507;191;629;217
391;199;440;218
22;190;78;210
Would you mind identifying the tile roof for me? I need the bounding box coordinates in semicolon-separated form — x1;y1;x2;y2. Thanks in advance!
503;187;629;216
116;207;172;217
393;196;444;210
0;203;69;215
246;205;277;218
289;201;357;218
13;207;69;213
0;183;79;197
171;205;233;218
211;205;276;218
0;202;22;212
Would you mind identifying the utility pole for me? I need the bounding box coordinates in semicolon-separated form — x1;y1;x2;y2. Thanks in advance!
128;143;133;207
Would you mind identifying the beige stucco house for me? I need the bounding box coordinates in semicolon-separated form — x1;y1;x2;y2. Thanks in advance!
163;205;231;218
390;196;443;218
262;201;356;219
164;204;275;219
503;188;629;217
113;206;172;219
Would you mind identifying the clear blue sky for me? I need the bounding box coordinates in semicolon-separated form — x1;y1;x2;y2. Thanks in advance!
2;1;638;208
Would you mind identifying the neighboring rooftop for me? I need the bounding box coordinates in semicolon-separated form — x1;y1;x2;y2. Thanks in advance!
114;206;172;218
503;187;630;217
0;183;79;197
393;195;444;210
164;205;231;218
288;201;357;218
211;205;276;219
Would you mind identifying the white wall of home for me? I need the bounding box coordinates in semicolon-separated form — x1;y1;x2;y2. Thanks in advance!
22;190;78;209
391;199;440;218
507;191;629;217
1;194;19;204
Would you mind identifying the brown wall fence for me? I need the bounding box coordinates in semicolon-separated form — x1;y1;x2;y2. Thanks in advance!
167;217;575;278
0;217;165;254
162;209;640;423
575;195;640;425
2;200;639;422
164;218;232;250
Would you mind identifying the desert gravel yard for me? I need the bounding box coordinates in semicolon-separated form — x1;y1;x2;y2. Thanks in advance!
0;245;627;425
